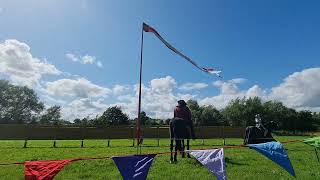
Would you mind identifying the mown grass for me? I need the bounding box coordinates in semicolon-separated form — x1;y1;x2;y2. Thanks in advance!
0;136;319;180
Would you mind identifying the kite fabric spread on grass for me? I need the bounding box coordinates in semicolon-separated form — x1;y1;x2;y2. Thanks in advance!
24;159;76;180
303;136;320;149
143;22;222;77
248;142;295;177
188;148;227;180
112;154;156;180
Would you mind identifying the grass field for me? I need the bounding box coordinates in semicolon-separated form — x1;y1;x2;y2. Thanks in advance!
0;136;319;180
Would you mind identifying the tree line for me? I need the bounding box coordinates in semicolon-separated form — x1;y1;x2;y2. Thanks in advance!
186;98;320;132
0;80;319;132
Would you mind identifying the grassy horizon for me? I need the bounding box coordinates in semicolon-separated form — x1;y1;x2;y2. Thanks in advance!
0;136;319;180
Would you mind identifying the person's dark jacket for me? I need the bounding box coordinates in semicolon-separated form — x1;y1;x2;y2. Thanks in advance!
174;105;195;139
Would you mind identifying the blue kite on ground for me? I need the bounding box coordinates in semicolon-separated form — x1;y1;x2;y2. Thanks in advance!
248;141;295;177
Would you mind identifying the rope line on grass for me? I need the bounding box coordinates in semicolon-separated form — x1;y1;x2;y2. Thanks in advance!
0;139;302;166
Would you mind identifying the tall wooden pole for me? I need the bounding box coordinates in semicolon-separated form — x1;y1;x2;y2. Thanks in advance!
137;23;144;154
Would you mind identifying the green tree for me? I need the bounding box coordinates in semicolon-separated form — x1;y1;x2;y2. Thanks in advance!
242;97;264;126
40;106;61;125
140;111;150;125
73;118;82;125
0;80;44;124
222;98;246;126
99;106;129;126
92;115;108;127
75;117;89;127
222;97;264;126
296;110;315;132
187;99;202;126
282;108;298;132
313;112;320;130
263;101;289;129
158;119;165;126
200;105;223;126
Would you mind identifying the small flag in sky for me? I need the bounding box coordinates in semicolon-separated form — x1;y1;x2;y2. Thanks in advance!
25;159;75;180
143;23;156;33
188;148;227;180
143;22;221;77
112;154;156;180
248;142;295;177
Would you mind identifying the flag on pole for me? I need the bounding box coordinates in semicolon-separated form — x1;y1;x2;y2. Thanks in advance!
248;142;295;177
24;159;75;180
188;148;227;180
143;22;221;77
112;154;156;180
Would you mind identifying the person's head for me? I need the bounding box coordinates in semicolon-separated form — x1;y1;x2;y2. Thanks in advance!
177;100;186;107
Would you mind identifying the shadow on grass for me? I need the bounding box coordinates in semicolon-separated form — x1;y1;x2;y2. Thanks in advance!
225;157;248;166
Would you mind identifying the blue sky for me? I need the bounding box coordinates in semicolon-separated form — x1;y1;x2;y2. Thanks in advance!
0;0;319;120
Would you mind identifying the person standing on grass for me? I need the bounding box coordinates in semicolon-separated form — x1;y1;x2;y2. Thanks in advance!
174;100;195;139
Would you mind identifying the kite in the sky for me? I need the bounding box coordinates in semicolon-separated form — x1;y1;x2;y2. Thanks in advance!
143;22;222;78
202;68;222;77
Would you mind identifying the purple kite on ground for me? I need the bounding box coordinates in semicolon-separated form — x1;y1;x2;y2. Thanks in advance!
112;154;156;180
188;148;227;180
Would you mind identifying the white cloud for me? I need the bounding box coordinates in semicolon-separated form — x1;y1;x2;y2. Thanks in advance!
112;84;130;95
200;68;320;112
46;75;267;120
213;79;239;94
269;67;320;110
45;67;320;120
113;92;177;119
229;78;247;84
2;41;319;120
66;53;103;68
62;98;108;120
246;85;266;99
66;53;78;62
177;93;197;101
0;39;61;87
112;76;196;119
150;76;176;93
45;78;111;98
179;82;208;91
200;78;263;109
117;94;134;101
82;55;95;64
200;93;244;109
